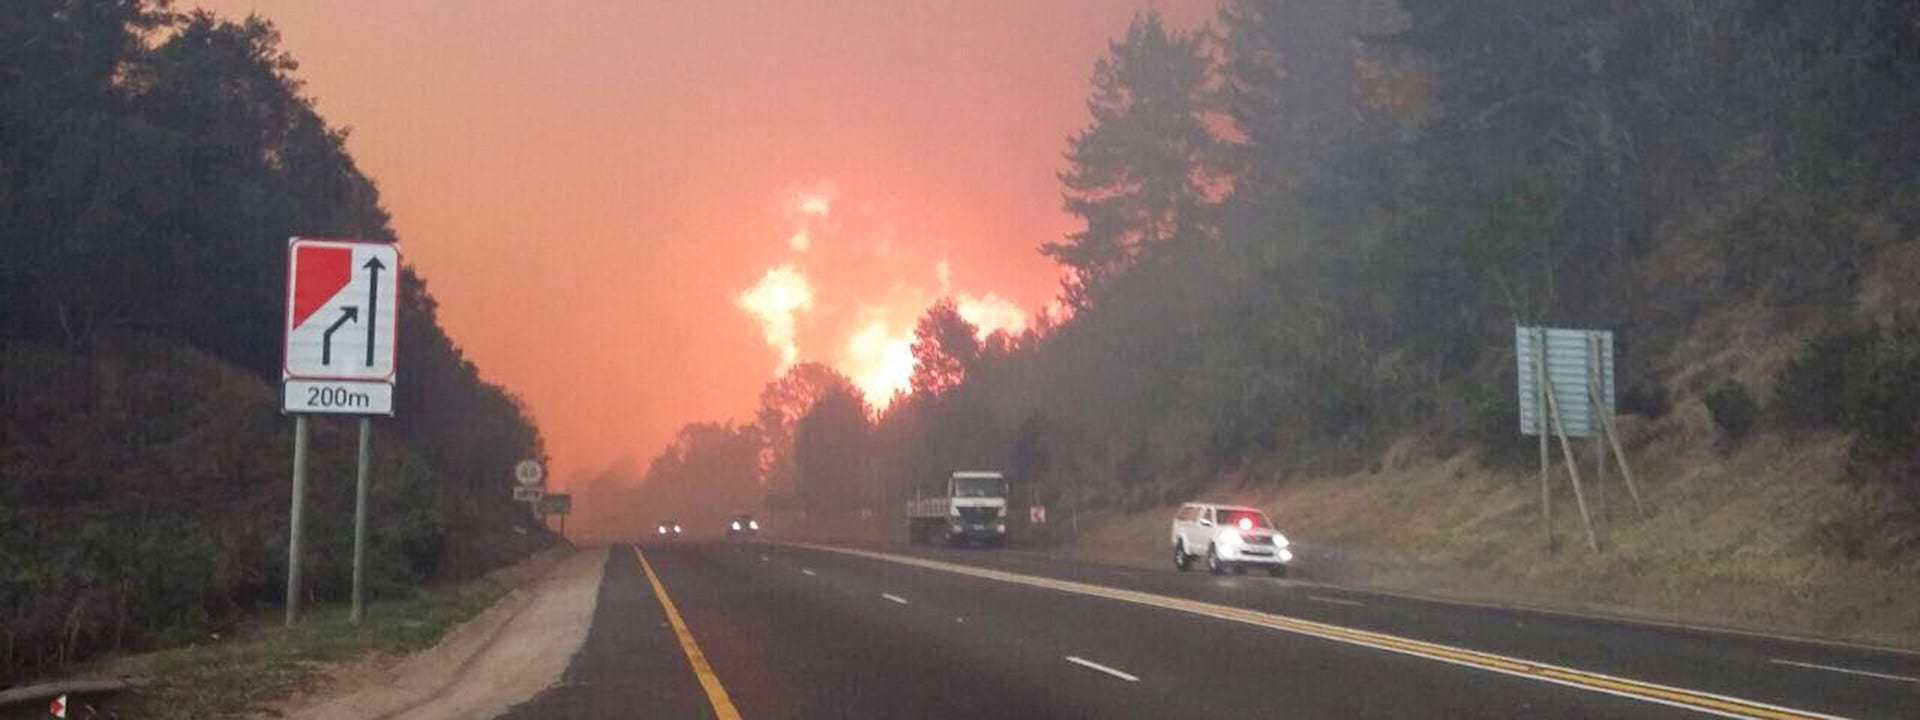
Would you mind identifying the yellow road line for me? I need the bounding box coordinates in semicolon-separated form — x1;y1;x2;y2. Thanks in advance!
634;545;743;720
794;544;1848;720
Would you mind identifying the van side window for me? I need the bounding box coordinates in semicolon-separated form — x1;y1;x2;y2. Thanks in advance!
1177;506;1197;522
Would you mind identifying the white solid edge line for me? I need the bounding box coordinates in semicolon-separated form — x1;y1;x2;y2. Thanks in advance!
1066;656;1140;682
1307;595;1367;607
882;593;910;605
1769;658;1919;683
984;548;1919;658
791;543;1849;720
801;568;817;576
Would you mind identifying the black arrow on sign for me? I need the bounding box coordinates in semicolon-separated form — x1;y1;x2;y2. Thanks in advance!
362;255;386;367
322;306;359;366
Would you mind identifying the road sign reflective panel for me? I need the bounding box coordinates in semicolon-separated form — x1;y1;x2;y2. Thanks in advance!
513;486;543;503
285;238;399;383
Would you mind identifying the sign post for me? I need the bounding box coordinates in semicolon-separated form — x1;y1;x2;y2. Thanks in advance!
285;415;309;627
1517;326;1639;553
538;492;572;538
350;417;371;624
282;237;399;626
513;459;545;505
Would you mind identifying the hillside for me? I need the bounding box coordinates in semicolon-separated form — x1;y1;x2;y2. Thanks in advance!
1;5;553;684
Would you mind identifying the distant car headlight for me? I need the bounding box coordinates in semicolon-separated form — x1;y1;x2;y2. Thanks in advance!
673;525;681;533
994;523;1006;533
731;521;741;530
657;526;666;534
749;520;760;530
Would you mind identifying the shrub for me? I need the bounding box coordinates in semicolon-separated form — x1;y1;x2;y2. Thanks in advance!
1703;379;1759;441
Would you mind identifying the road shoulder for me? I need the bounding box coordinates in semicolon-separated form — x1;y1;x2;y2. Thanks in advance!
284;545;607;720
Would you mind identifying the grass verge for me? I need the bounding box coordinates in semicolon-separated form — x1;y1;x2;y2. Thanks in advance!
102;581;507;719
1051;433;1920;651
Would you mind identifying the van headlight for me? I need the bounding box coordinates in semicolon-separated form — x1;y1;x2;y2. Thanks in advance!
1273;533;1289;549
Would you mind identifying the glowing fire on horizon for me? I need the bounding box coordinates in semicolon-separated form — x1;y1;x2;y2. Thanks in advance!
737;183;1035;409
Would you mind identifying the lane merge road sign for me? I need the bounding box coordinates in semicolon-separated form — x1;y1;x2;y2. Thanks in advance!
284;238;399;415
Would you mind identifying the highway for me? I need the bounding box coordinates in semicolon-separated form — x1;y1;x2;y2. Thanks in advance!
498;541;1918;719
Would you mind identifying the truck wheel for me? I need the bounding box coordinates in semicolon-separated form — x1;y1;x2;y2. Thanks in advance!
1207;545;1224;575
1174;542;1191;571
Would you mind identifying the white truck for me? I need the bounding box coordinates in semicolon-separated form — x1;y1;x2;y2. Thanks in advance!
905;471;1009;547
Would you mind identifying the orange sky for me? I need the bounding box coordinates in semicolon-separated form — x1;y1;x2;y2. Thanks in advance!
188;0;1211;486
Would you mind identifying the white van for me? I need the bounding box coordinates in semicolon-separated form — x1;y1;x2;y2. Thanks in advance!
1170;503;1293;576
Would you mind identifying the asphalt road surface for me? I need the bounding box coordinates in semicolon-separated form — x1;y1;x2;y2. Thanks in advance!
498;541;1918;719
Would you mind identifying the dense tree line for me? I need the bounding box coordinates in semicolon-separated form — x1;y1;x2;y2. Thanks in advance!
2;2;549;681
793;0;1920;525
596;1;1920;543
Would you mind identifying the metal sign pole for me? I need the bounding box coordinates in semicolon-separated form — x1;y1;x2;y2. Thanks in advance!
285;415;310;627
351;417;372;624
1535;328;1552;550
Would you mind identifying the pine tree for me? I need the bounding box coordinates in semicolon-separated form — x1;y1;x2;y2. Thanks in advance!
1042;11;1227;308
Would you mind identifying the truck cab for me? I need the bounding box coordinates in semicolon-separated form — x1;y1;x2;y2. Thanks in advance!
906;471;1009;546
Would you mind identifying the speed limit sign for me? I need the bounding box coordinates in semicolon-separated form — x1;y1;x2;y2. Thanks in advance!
514;460;544;487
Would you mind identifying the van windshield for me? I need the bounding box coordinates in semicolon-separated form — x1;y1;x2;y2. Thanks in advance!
953;477;1007;498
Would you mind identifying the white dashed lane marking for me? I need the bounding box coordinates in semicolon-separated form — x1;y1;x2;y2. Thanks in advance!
1065;656;1140;682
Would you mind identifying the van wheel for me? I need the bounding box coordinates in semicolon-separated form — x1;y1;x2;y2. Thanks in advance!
1174;542;1191;571
1207;545;1224;575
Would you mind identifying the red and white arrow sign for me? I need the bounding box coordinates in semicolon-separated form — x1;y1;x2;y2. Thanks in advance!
49;693;66;718
283;238;399;382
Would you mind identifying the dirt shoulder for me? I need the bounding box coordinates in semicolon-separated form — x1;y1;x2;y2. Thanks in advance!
280;544;605;720
1051;435;1920;652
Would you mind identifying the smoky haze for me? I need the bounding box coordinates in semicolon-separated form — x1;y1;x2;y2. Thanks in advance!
183;1;1215;537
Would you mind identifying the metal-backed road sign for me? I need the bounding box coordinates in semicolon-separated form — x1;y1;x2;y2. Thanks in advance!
284;238;399;415
1516;327;1614;437
538;493;572;516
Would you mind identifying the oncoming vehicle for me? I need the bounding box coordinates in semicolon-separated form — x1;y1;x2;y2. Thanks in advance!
728;513;760;537
905;471;1009;547
1170;503;1292;576
655;520;682;539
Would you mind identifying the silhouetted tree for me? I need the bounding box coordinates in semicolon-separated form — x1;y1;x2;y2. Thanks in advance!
1041;10;1229;307
909;298;980;398
793;385;871;514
